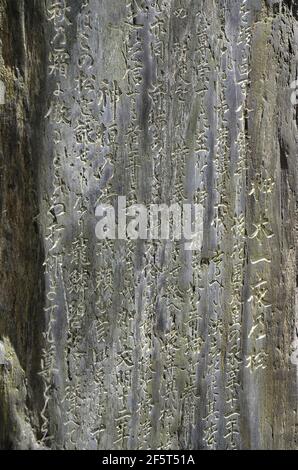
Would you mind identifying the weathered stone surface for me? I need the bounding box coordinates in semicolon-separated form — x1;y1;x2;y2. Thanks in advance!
0;0;297;450
0;0;46;449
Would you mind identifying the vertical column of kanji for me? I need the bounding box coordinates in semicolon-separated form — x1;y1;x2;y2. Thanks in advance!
164;11;190;452
189;4;212;450
191;3;224;449
62;0;126;449
242;2;297;449
208;32;229;450
242;12;278;447
163;1;204;450
92;1;118;445
142;0;203;450
91;28;119;444
139;0;194;449
91;0;135;450
42;0;103;450
191;0;252;450
41;0;72;448
61;1;96;449
122;3;156;451
105;6;135;449
183;5;215;444
195;6;224;450
118;1;151;450
122;0;156;449
220;0;252;450
143;0;173;449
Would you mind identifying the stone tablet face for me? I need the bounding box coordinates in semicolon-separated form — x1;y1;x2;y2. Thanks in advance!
0;0;297;450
